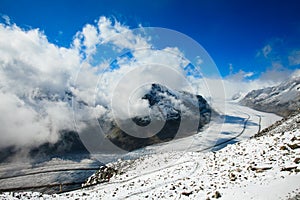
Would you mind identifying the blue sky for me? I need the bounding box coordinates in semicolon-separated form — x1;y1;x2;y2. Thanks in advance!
1;0;300;77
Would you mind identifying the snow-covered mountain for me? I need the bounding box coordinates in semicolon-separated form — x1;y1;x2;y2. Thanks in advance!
2;104;299;199
0;83;213;162
103;83;213;151
65;111;300;199
240;76;300;117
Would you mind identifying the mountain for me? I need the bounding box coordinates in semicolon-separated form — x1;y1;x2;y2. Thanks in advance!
0;84;213;161
43;104;299;199
104;83;213;151
240;76;300;117
29;131;90;161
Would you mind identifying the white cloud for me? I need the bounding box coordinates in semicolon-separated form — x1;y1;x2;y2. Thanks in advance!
244;72;254;78
225;70;255;82
82;24;99;55
259;64;292;83
0;16;155;153
0;16;298;157
97;16;151;51
288;50;300;66
0;23;78;151
0;92;74;150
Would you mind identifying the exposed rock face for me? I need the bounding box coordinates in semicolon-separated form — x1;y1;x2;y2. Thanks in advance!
105;83;213;151
240;76;300;117
82;165;119;187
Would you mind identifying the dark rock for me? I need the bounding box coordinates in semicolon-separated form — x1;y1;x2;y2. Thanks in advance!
294;158;300;164
182;191;193;196
287;193;300;200
291;136;300;142
280;146;289;150
212;191;221;198
229;173;237;181
281;166;298;172
249;166;272;173
287;143;300;150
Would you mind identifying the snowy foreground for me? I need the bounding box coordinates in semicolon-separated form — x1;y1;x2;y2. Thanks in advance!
1;111;300;199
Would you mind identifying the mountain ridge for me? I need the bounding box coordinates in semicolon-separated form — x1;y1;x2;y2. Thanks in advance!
240;76;300;117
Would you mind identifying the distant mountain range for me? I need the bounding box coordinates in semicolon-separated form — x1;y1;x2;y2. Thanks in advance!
240;76;300;117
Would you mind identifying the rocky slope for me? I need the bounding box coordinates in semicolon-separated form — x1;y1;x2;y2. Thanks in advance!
78;112;300;200
103;83;213;151
240;76;300;117
3;111;299;199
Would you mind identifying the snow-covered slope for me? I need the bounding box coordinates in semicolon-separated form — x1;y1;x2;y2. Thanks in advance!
2;106;299;199
0;158;99;194
240;76;300;117
0;101;280;197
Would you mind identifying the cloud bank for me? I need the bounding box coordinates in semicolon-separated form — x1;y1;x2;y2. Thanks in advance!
0;16;298;155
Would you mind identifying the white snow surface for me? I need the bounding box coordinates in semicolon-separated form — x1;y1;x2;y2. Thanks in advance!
1;103;300;200
0;158;99;192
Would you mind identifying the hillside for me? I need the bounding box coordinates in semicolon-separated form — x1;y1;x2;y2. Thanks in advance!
2;111;299;199
240;76;300;117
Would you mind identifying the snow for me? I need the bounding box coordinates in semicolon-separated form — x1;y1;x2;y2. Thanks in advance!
67;113;299;200
0;157;100;194
221;176;300;200
240;76;300;117
1;102;299;200
132;101;281;154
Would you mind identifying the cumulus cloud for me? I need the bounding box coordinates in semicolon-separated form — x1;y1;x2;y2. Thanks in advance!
0;23;78;151
97;16;150;50
0;15;299;157
0;16;187;153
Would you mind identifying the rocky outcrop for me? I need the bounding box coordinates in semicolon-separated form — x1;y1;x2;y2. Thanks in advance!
82;165;119;187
